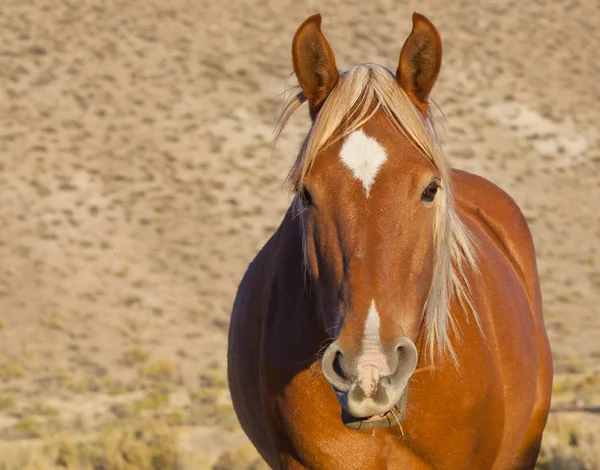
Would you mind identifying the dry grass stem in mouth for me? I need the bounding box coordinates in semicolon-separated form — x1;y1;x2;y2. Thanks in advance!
390;407;404;436
389;407;399;426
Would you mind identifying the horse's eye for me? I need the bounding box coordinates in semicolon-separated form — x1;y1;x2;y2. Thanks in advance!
298;186;313;207
422;181;439;203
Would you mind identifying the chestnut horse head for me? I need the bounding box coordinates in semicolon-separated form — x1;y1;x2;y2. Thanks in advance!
277;13;480;428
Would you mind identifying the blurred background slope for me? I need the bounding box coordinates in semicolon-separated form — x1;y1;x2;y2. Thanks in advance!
0;0;598;467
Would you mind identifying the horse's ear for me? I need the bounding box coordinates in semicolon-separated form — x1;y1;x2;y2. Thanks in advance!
292;14;339;119
396;13;442;116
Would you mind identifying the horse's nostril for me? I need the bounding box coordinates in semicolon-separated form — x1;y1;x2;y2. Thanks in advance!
321;344;353;392
332;350;347;379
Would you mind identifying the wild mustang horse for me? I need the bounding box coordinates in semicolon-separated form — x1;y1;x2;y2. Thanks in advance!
228;12;552;470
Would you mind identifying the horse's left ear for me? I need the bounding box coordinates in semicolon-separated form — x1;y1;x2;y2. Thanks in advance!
396;13;442;116
292;14;339;119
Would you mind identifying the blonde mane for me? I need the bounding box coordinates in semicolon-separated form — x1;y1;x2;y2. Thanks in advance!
276;63;481;364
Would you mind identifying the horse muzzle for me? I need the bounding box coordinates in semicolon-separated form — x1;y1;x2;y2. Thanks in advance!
321;337;418;429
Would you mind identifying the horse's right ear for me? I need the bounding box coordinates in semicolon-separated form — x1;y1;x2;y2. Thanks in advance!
292;14;339;119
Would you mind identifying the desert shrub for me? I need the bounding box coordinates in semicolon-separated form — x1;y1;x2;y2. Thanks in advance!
123;346;151;366
0;420;182;469
0;361;24;381
142;361;178;383
213;444;268;470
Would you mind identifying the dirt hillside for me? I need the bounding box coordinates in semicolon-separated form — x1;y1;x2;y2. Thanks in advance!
0;0;598;467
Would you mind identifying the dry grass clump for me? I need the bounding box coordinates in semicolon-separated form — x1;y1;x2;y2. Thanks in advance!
0;420;183;470
191;388;220;405
536;414;600;469
0;361;24;381
6;406;63;440
189;398;238;431
122;346;151;366
12;416;43;439
134;389;170;413
62;375;130;396
0;394;15;411
29;402;61;418
165;410;185;426
190;368;239;430
199;369;227;389
66;377;103;394
100;377;128;395
552;376;575;397
141;361;179;383
552;372;600;405
213;444;268;470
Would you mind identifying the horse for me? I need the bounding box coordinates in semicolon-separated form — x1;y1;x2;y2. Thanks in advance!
228;12;552;469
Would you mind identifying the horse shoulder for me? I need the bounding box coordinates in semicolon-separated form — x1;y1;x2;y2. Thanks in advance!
452;169;552;468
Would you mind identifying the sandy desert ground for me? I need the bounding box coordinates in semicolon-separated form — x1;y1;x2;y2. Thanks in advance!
0;0;599;468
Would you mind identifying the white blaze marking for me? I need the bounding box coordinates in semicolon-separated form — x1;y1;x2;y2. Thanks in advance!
358;300;387;396
363;300;381;345
339;129;387;197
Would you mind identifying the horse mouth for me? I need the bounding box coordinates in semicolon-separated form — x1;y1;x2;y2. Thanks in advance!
341;391;407;430
341;406;403;430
